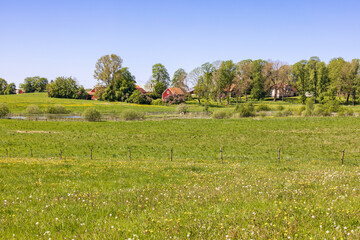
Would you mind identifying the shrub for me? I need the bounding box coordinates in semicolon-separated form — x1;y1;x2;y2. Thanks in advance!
212;110;229;119
258;111;267;118
303;98;314;116
0;103;10;118
256;103;271;111
338;108;354;116
163;94;186;105
277;105;285;111
46;104;68;114
176;104;188;114
127;90;152;104
26;105;42;115
121;109;144;120
296;106;306;116
203;102;210;113
235;103;255;117
151;99;165;106
82;108;101;122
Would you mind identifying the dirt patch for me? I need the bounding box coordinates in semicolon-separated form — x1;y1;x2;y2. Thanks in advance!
13;130;60;134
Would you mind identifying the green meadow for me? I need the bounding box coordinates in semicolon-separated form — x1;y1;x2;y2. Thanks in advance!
1;93;360;239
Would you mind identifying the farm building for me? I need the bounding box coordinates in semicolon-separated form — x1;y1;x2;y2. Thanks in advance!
135;85;147;94
270;84;297;98
87;88;98;100
162;87;185;101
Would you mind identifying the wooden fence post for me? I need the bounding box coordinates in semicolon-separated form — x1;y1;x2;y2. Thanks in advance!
220;146;223;164
30;147;33;158
129;147;131;161
171;147;173;161
6;149;8;157
90;148;93;160
341;149;345;165
60;149;62;159
278;148;281;163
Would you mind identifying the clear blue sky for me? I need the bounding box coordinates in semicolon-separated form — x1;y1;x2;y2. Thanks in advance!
1;0;359;88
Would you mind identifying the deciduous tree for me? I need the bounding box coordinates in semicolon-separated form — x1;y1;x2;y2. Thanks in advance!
94;54;123;86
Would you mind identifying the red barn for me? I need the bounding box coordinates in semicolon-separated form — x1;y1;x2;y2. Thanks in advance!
87;88;98;100
162;87;185;101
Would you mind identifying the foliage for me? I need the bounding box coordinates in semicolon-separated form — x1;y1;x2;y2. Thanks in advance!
0;103;10;117
94;54;123;86
127;90;152;104
151;99;165;106
171;68;188;92
26;104;42;115
0;78;8;94
46;104;69;114
303;98;315;116
82;108;101;122
47;77;86;99
102;67;136;102
20;76;48;92
4;83;16;95
152;63;170;87
163;94;186;105
256;103;271;111
175;104;188;114
121;109;144;120
215;60;236;104
212;110;229;119
150;81;167;99
235;103;255;117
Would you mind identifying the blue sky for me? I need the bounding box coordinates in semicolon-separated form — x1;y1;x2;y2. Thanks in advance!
1;0;359;88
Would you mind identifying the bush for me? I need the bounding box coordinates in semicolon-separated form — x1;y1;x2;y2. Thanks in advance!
176;104;188;114
0;103;10;118
235;103;255;117
212;110;229;119
26;105;42;115
303;98;314;116
121;109;144;120
258;111;267;118
82;108;101;122
163;94;186;105
256;103;271;111
127;90;152;104
295;106;306;116
203;102;210;113
151;99;165;106
338;108;354;116
46;104;69;114
277;105;285;111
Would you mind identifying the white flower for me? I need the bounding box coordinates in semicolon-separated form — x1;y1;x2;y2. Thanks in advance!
36;222;39;225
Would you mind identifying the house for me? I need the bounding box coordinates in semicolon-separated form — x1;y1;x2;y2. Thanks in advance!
87;88;98;100
135;85;147;94
16;89;24;94
270;84;297;98
162;87;185;101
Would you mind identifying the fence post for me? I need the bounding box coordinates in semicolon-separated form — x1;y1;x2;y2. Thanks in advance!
6;149;8;157
341;149;345;165
30;147;33;158
129;147;131;161
278;148;281;163
60;149;62;159
171;147;173;161
220;146;223;164
90;148;93;160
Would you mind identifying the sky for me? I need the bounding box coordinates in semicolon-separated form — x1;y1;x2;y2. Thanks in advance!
1;0;359;88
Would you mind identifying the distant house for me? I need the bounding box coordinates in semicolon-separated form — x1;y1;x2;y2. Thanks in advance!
135;85;147;94
162;87;185;101
271;84;297;98
87;88;98;100
16;89;24;94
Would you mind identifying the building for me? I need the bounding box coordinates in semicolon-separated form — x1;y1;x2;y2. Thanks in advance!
135;85;147;94
270;84;297;98
87;88;98;100
162;87;185;101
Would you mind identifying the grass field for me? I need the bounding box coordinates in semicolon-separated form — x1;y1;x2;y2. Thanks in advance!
0;117;360;238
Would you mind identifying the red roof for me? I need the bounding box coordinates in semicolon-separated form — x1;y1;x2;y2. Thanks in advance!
136;85;146;94
167;87;185;95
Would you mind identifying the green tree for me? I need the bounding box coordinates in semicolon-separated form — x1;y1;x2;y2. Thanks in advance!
151;81;167;99
152;63;170;87
216;60;236;104
235;60;253;101
0;78;8;94
4;83;16;95
250;60;267;100
102;67;136;102
328;57;346;100
21;76;48;92
306;57;328;103
94;54;123;86
292;60;308;103
171;68;188;92
48;77;85;99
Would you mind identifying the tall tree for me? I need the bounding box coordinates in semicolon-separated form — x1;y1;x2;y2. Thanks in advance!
0;78;8;94
151;63;170;87
250;60;267;100
235;60;253;101
48;77;88;99
20;76;48;92
306;56;327;103
263;61;282;101
292;60;308;103
171;68;188;92
94;54;123;86
102;67;136;102
216;60;236;104
328;57;346;100
4;83;16;95
278;64;291;101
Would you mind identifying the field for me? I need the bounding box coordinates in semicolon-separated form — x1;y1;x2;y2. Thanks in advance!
1;94;360;238
0;116;360;239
